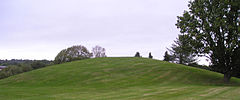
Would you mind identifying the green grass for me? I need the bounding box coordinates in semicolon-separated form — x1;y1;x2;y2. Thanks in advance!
0;57;240;100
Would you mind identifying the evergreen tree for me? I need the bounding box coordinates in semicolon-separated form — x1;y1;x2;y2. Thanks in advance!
168;35;197;65
148;52;153;59
163;51;171;62
134;52;140;57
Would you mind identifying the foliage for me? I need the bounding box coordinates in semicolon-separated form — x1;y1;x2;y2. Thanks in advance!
92;45;107;58
167;35;197;65
176;0;240;82
18;63;33;72
54;45;92;64
0;60;50;79
0;65;22;79
0;59;52;66
148;52;153;59
134;52;141;57
31;61;46;69
163;51;172;62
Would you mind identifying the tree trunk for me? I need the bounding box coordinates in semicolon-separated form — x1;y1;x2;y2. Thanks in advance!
223;73;231;83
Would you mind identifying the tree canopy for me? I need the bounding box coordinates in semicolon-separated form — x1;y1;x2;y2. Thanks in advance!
134;52;141;57
54;45;92;64
176;0;240;82
167;35;197;65
163;51;170;62
148;52;153;59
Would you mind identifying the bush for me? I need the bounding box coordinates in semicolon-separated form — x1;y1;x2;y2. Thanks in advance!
31;61;46;69
0;65;23;79
0;61;50;79
19;64;33;72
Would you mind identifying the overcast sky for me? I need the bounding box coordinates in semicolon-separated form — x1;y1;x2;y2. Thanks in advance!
0;0;198;63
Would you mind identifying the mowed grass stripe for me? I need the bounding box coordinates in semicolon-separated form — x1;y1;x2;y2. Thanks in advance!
0;57;240;100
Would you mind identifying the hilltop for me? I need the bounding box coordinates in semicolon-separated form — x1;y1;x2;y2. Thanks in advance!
0;57;239;100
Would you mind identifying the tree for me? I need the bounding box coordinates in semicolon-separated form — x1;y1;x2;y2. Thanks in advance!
54;45;92;64
149;52;153;59
92;45;107;58
163;51;171;62
7;65;23;75
0;65;23;79
176;0;240;82
19;63;33;72
31;61;46;69
134;52;141;57
168;35;197;65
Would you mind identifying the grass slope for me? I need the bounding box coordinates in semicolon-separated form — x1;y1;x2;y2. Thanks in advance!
0;57;240;100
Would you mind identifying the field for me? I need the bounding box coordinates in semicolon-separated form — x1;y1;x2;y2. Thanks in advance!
0;57;240;100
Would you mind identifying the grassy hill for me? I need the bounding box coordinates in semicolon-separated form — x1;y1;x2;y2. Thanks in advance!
0;57;240;100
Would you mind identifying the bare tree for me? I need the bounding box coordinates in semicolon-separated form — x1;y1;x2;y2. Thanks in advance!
92;45;107;58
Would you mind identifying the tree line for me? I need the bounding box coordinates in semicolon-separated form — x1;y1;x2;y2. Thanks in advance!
0;60;52;79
